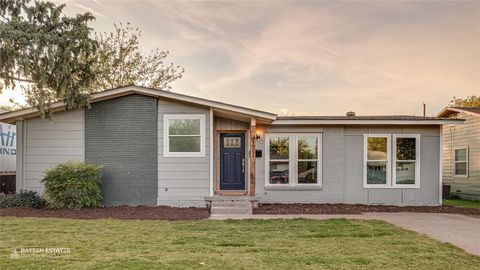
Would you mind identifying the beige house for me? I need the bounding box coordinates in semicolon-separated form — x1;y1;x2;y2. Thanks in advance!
437;107;480;200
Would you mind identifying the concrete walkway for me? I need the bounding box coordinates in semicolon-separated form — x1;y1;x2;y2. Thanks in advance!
211;212;480;256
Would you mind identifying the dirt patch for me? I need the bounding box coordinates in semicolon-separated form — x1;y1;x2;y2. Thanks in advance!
0;205;210;221
254;204;480;217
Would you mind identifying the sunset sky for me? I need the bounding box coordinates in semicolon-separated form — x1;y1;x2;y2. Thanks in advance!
1;0;479;116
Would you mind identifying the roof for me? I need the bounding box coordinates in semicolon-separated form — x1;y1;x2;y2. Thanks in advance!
436;107;480;118
0;85;277;124
0;85;465;126
273;115;463;125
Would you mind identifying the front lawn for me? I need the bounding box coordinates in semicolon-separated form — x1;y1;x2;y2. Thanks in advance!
444;198;480;209
1;218;478;269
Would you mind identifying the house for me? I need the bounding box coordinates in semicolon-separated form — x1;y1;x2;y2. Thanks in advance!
0;85;463;207
437;107;480;200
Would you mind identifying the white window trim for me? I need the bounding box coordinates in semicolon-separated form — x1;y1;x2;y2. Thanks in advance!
392;134;421;188
265;133;323;188
453;146;469;178
163;114;205;157
363;134;391;188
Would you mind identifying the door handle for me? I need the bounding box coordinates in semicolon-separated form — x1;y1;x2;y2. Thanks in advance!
242;158;245;173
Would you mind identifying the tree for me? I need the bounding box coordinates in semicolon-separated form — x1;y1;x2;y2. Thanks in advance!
0;98;27;112
0;0;98;118
450;96;480;108
92;23;184;91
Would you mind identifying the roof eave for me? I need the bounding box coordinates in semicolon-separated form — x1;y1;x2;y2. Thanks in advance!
436;107;480;118
271;119;465;125
0;85;277;124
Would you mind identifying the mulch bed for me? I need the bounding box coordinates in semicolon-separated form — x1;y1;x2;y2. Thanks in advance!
0;205;210;221
254;203;480;217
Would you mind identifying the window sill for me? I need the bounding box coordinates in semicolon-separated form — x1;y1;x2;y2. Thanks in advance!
363;186;420;189
265;185;323;191
164;153;206;158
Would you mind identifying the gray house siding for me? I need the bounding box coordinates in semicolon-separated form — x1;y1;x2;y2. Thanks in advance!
442;112;480;199
255;125;345;203
157;99;210;207
256;125;440;206
343;126;440;206
85;95;158;206
16;109;85;194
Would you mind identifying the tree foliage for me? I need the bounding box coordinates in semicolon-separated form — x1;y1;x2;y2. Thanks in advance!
92;23;184;91
0;0;98;118
450;96;480;108
0;98;27;112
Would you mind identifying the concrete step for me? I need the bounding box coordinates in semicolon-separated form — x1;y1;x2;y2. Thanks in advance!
210;200;253;215
211;206;252;215
211;201;252;208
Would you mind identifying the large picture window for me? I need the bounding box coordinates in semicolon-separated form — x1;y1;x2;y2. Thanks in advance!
266;134;322;187
164;114;205;157
454;148;468;177
393;135;420;187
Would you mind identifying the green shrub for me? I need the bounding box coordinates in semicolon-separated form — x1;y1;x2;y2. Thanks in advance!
42;162;103;209
0;190;46;208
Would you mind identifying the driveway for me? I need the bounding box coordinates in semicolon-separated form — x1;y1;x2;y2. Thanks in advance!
211;212;480;256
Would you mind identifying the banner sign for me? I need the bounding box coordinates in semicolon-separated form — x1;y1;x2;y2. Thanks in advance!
0;123;16;172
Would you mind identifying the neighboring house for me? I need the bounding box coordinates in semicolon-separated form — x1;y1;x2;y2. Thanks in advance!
437;107;480;200
0;85;463;207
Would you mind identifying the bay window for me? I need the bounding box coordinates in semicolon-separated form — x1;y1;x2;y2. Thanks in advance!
266;134;322;187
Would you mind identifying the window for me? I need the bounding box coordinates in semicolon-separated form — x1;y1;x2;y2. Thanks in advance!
268;136;290;184
393;135;420;187
363;134;421;189
454;148;468;177
297;136;319;184
364;135;390;187
164;114;205;157
266;134;322;187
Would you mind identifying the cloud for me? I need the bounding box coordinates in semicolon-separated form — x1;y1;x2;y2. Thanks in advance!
2;1;478;117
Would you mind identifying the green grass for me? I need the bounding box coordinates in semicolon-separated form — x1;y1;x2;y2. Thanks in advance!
1;218;479;269
444;198;480;209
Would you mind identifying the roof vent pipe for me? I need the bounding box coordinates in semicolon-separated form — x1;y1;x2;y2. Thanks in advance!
346;111;356;117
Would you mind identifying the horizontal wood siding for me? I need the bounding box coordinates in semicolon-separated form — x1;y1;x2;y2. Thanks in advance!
442;112;480;198
157;99;210;207
23;109;85;194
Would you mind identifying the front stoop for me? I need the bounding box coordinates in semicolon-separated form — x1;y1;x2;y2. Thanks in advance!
206;196;258;216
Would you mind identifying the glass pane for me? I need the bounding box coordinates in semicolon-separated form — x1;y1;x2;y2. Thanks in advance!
169;136;200;152
169;119;200;135
223;137;241;148
455;162;467;175
396;162;416;185
269;137;289;160
367;137;387;160
396;137;416;160
455;149;467;162
367;161;387;185
269;161;289;184
298;137;318;159
298;161;317;184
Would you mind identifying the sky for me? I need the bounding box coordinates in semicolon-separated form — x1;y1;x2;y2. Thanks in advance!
1;0;479;116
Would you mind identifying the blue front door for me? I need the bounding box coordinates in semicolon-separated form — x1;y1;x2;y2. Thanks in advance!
220;133;245;190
